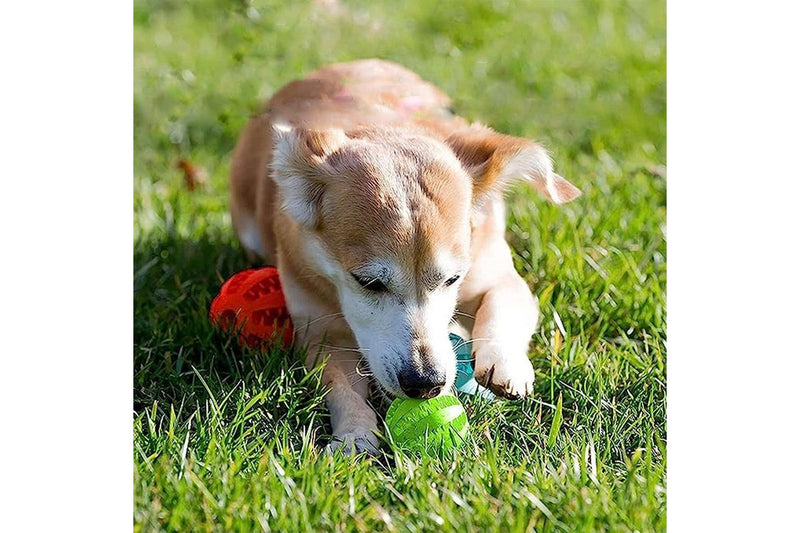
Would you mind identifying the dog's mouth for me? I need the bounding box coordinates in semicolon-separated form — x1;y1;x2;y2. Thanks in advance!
368;379;396;412
356;357;402;407
357;358;392;397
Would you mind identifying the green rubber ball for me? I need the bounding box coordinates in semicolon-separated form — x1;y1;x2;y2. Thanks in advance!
385;392;469;455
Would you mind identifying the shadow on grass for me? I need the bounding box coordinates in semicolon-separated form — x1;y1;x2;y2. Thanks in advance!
133;228;665;464
133;231;325;431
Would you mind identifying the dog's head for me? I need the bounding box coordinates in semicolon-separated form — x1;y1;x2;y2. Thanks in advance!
271;123;580;398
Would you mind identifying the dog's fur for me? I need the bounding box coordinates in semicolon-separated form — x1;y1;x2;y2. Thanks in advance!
229;59;580;454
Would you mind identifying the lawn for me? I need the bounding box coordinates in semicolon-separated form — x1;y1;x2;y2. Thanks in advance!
133;0;666;531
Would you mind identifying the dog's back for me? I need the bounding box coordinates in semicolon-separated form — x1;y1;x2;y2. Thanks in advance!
264;59;466;133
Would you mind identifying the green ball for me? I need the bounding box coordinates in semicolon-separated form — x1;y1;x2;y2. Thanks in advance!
385;392;470;455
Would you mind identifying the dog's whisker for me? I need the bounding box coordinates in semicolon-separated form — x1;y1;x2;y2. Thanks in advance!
452;340;470;351
316;358;368;366
318;344;368;353
301;312;346;328
348;374;373;389
453;310;477;320
452;336;497;351
460;337;495;343
345;368;374;379
309;351;365;361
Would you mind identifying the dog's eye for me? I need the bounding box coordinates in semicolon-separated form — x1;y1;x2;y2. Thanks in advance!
444;274;461;287
352;274;388;293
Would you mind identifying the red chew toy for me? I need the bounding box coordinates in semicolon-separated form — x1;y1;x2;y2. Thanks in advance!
209;267;294;349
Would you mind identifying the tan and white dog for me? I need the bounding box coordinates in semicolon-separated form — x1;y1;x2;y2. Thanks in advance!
229;59;580;454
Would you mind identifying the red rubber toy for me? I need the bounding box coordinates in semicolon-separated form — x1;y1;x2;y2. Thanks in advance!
209;267;294;349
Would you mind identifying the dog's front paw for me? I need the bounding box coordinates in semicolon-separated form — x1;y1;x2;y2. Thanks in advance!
326;428;381;456
474;349;535;400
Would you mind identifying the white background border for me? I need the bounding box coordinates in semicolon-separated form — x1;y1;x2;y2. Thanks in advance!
668;1;800;530
2;1;799;530
1;1;132;529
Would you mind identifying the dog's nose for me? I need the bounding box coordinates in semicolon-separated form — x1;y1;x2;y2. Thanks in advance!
397;368;446;399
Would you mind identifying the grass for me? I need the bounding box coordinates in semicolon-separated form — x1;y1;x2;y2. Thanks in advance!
134;0;666;531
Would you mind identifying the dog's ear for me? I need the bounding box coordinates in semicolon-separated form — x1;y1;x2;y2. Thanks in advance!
270;123;348;227
445;124;581;205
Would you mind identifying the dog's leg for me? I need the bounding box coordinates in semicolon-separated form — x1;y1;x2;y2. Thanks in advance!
470;273;538;398
459;241;539;399
281;270;380;456
315;349;380;456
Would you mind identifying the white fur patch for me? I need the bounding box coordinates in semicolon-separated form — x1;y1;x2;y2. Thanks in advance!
235;214;265;257
500;145;568;203
270;125;322;226
301;237;460;397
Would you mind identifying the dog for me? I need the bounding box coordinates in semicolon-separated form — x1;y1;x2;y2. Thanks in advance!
229;59;580;454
